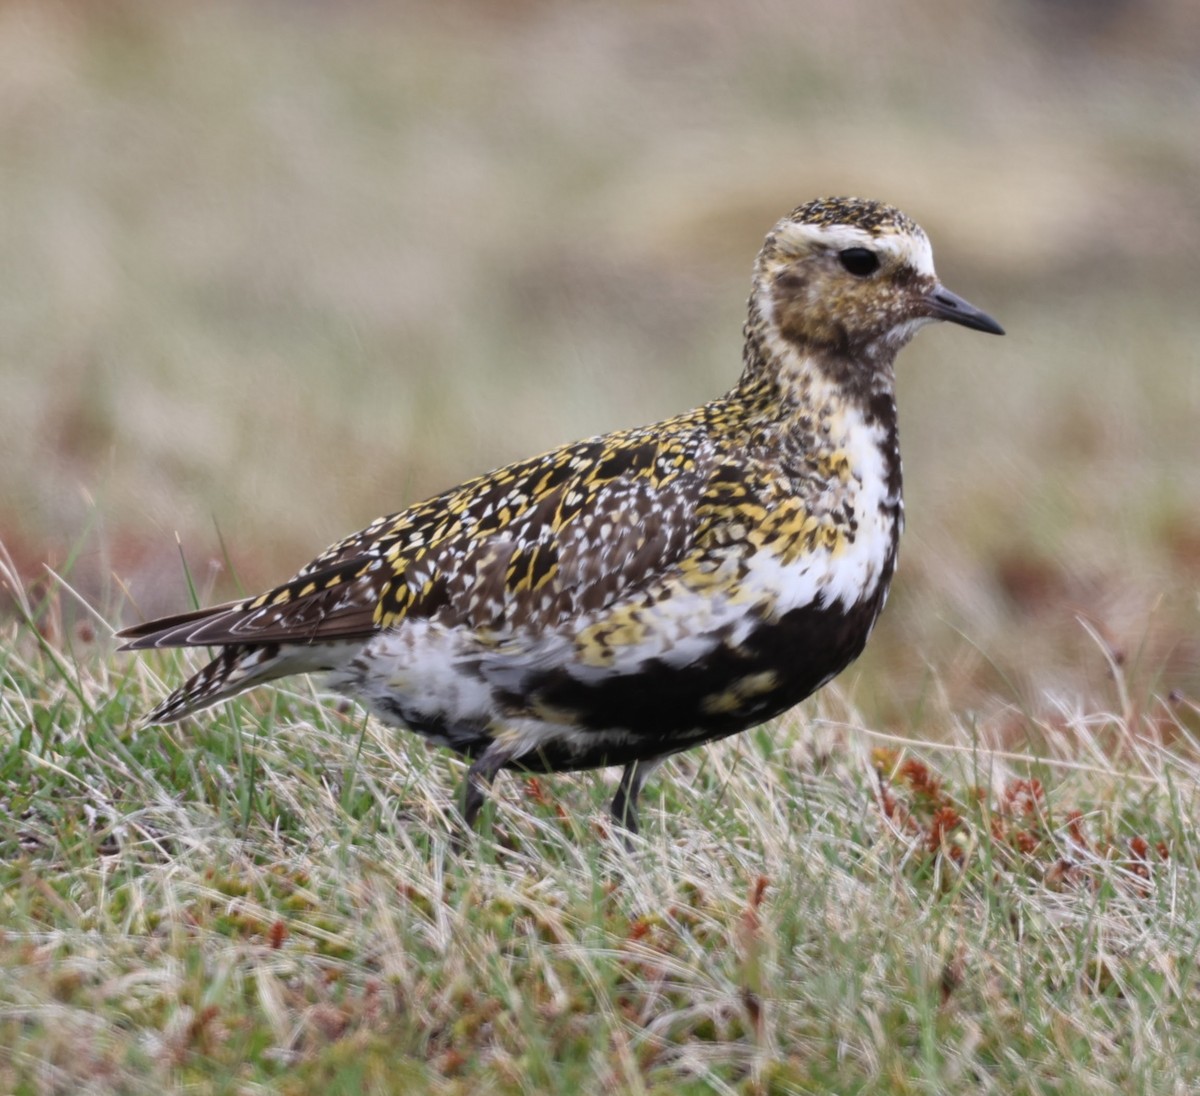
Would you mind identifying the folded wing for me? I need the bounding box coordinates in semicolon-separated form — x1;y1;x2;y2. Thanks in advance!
119;425;717;653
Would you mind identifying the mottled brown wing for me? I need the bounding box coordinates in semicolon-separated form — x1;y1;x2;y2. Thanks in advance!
120;426;717;650
117;553;383;649
401;467;711;633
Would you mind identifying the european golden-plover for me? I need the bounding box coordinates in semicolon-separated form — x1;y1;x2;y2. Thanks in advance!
120;197;1003;836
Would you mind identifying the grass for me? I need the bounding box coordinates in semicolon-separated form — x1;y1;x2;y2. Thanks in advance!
3;571;1200;1094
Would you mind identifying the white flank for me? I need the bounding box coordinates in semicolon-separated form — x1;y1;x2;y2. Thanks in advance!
812;401;899;611
333;620;498;736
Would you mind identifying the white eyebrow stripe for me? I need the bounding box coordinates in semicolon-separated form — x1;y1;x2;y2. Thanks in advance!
876;231;936;278
776;223;878;252
774;221;937;279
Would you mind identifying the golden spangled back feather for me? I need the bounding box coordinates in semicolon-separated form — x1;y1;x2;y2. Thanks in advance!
120;410;730;650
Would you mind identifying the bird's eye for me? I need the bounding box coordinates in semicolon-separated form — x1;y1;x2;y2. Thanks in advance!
838;248;880;277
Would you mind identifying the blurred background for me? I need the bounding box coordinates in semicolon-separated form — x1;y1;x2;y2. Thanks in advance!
3;0;1199;730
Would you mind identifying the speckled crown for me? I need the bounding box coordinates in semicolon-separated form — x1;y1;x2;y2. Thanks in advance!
787;196;921;236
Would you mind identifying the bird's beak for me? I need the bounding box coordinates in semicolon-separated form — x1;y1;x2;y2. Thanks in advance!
924;286;1005;335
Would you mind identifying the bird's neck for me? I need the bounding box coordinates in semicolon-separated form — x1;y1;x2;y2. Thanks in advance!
720;301;904;537
729;301;900;438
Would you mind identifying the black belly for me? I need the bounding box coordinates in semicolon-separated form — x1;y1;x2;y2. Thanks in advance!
497;587;888;774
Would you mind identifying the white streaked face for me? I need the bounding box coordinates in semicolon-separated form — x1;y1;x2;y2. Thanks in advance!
752;200;1003;357
755;218;942;357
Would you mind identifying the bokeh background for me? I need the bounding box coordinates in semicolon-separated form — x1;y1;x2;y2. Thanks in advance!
4;0;1200;729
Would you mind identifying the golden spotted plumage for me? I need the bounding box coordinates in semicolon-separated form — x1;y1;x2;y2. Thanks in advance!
120;197;1003;839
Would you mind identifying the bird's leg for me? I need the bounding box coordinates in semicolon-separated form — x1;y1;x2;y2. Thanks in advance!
610;757;664;841
461;740;516;831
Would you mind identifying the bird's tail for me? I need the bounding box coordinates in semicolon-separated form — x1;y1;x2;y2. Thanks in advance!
119;601;361;724
140;644;288;724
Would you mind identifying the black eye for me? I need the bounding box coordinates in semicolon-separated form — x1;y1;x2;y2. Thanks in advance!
838;248;880;277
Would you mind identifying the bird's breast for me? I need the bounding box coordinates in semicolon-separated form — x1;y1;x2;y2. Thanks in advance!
757;398;902;618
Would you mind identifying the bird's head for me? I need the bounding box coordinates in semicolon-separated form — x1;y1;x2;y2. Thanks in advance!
750;197;1003;368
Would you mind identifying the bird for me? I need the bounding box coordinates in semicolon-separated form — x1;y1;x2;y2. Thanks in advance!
119;196;1003;839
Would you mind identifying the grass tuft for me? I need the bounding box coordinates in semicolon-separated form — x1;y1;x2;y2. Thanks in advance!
2;585;1200;1093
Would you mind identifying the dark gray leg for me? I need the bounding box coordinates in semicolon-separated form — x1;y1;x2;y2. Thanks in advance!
462;740;515;830
610;758;664;838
